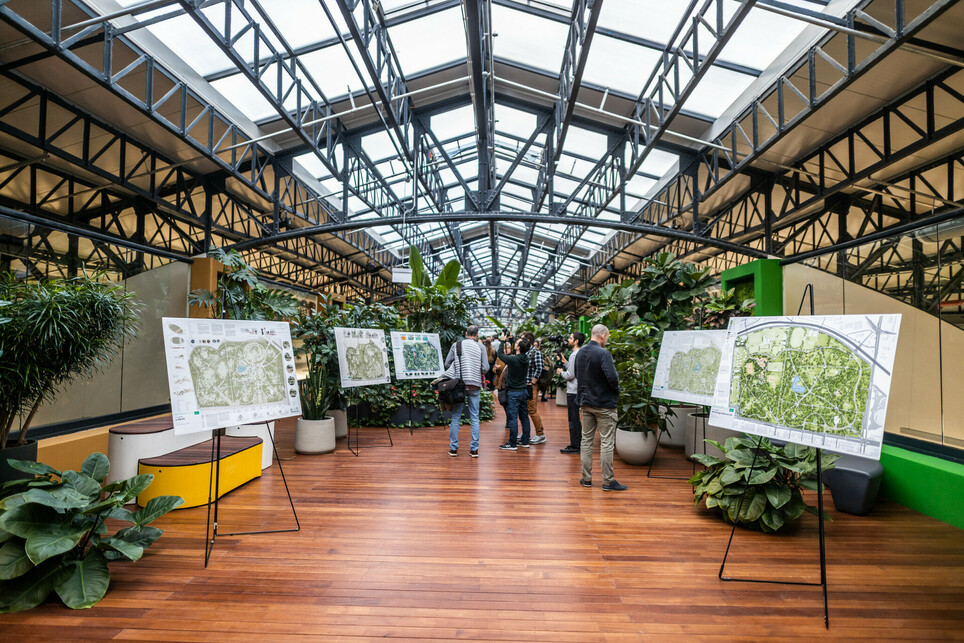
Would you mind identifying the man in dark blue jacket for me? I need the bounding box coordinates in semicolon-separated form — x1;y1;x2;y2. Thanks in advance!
573;324;627;491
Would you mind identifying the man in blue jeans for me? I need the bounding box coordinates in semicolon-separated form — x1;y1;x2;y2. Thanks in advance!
443;325;489;457
496;332;532;450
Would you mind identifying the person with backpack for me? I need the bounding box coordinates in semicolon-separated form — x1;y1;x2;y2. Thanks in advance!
441;325;489;458
519;331;547;444
496;332;532;450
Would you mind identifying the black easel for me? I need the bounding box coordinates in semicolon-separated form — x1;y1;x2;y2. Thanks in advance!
717;283;830;628
347;389;393;456
204;419;301;568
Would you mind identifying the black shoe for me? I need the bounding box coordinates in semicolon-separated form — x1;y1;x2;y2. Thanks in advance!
499;443;517;451
519;442;530;448
579;478;592;487
470;449;479;458
560;446;579;454
602;480;628;492
448;448;457;457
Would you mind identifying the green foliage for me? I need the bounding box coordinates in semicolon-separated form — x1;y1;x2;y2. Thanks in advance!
293;294;347;414
405;285;479;355
0;274;140;447
589;279;641;327
688;435;838;533
606;323;669;435
690;288;757;329
0;453;182;612
188;247;298;321
408;246;432;288
635;252;714;331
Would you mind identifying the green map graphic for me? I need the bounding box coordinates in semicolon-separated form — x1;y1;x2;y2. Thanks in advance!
187;339;285;407
401;340;441;372
345;340;385;380
667;346;721;396
730;326;871;436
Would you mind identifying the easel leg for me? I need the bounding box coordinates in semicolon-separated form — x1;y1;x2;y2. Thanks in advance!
203;429;223;568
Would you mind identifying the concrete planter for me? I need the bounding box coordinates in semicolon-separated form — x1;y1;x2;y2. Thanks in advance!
329;409;348;438
685;416;741;460
226;421;276;469
662;405;697;448
555;387;567;406
295;417;336;454
615;428;659;465
1;439;38;483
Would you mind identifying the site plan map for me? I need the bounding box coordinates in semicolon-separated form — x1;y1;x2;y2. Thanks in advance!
652;330;727;406
390;331;444;380
334;327;391;388
162;318;301;435
709;315;901;460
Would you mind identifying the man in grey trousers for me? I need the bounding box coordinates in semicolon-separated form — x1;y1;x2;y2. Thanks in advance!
572;324;627;491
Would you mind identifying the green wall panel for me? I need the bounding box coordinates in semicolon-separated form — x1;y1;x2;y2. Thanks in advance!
880;445;964;529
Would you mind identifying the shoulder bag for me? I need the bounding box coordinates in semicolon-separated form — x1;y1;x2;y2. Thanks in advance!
433;340;466;405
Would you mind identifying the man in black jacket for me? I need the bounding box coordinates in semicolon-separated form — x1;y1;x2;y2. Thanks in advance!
573;324;627;491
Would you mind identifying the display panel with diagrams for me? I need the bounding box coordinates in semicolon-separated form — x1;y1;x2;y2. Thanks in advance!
652;330;728;406
709;315;901;460
390;331;444;380
334;327;391;388
162;318;302;435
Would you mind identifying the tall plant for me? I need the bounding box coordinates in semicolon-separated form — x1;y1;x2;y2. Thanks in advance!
606;322;666;435
690;288;756;329
634;252;714;331
0;274;139;448
292;294;344;415
188;247;297;321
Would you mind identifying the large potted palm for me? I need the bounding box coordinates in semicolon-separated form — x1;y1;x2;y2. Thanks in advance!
292;294;347;440
0;274;139;482
295;354;336;454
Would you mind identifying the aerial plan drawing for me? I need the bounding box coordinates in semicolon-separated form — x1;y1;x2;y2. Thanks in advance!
334;327;391;388
709;315;901;460
390;331;444;380
162;318;301;435
652;330;727;406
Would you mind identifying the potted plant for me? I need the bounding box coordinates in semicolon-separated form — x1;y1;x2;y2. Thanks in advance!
295;354;336;454
606;323;668;465
689;435;837;532
0;274;139;482
0;452;183;612
293;294;348;438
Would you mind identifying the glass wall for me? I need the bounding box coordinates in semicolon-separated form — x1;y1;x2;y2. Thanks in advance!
784;217;964;452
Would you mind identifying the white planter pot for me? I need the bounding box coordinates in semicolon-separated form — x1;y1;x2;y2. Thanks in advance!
662;405;696;448
555;387;567;406
226;421;276;469
684;412;708;457
686;419;741;460
615;428;659;465
295;417;336;454
329;408;348;439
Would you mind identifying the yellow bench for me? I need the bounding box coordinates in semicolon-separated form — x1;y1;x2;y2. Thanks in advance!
137;436;262;508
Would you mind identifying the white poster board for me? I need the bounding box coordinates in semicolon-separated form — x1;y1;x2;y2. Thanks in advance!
390;331;444;380
652;330;728;406
709;314;901;460
334;327;391;388
162;318;301;436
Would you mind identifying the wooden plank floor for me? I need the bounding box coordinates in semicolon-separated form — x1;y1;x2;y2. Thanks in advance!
4;401;963;640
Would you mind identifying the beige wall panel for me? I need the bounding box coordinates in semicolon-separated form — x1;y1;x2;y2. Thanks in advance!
122;262;190;411
941;320;964;447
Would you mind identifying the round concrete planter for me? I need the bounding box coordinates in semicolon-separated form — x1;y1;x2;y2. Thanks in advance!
555;387;567;406
615;428;658;465
685;417;741;460
295;417;336;454
329;409;348;438
226;421;276;469
662;405;697;448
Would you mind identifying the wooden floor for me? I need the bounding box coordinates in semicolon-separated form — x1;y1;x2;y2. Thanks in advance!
5;401;963;641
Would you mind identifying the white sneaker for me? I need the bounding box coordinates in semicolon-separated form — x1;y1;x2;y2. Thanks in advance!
530;435;547;444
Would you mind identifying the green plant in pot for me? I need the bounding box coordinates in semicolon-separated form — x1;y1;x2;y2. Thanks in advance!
606;323;672;465
0;274;139;479
293;294;347;437
0;452;183;612
690;287;756;329
689;435;838;532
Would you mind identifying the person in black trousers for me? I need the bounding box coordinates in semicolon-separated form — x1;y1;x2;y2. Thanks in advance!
556;331;585;454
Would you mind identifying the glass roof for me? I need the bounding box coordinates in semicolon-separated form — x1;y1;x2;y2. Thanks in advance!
109;0;858;316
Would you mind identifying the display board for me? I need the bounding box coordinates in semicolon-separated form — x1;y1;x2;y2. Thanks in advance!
709;314;901;460
334;327;391;388
651;330;728;406
162;318;301;435
390;331;444;380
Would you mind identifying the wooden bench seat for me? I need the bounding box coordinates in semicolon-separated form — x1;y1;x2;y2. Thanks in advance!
107;414;209;484
137;435;263;508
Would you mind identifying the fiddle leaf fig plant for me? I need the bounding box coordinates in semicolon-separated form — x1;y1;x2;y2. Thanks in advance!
689;435;837;533
0;453;183;612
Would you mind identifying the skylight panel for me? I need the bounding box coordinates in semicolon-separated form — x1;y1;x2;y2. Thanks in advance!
581;34;662;97
561;126;608;159
635;147;679;178
361;131;402;164
299;45;375;101
597;1;693;47
716;4;809;71
210;74;278;122
250;0;339;50
492;4;568;73
430;106;476;142
680;66;756;119
494;104;539;139
388;8;467;75
118;10;233;77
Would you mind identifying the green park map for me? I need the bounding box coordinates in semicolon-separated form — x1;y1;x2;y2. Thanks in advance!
730;326;871;436
401;340;442;373
345;340;387;380
187;338;286;408
667;346;721;397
